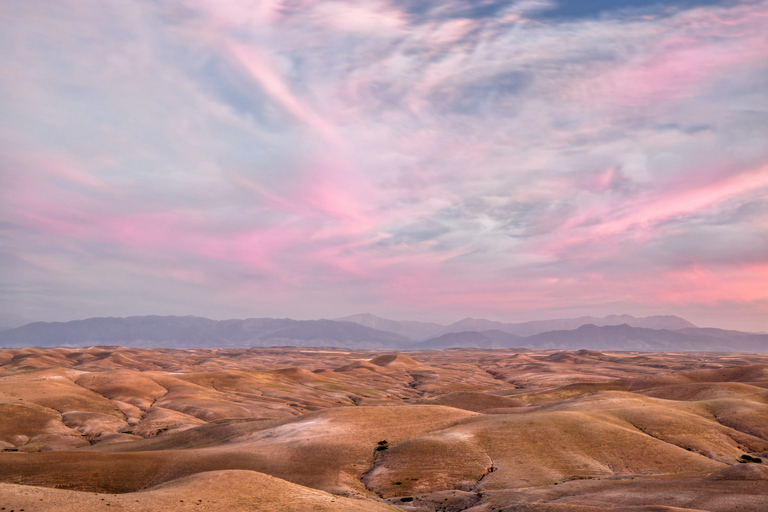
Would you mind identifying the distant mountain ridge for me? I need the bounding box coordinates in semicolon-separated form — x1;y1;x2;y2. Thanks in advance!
338;313;696;340
334;313;444;340
0;314;764;353
412;323;767;352
0;316;409;350
432;314;696;338
412;330;522;350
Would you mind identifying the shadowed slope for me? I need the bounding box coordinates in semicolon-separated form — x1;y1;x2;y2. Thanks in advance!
412;391;525;412
369;353;422;368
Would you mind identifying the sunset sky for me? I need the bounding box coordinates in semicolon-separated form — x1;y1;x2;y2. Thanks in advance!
1;0;767;331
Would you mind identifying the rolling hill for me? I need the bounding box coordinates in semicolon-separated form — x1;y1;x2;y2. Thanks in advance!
0;346;766;511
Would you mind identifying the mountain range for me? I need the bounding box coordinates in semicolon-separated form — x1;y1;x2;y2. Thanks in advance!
0;313;765;352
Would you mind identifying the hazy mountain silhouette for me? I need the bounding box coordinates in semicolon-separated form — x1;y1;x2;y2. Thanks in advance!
413;330;522;349
413;324;767;352
339;313;697;340
441;314;696;337
521;323;767;352
0;316;226;348
244;319;409;348
0;315;764;352
0;316;409;349
334;313;444;340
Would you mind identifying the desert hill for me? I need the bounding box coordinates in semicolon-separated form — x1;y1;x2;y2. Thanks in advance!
0;346;767;511
0;469;401;511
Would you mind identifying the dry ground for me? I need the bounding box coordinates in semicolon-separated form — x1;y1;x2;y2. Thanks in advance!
0;347;766;511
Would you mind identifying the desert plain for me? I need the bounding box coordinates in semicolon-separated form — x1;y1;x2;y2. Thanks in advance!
0;346;766;511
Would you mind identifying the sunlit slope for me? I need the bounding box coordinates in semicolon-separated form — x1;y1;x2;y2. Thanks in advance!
0;405;476;496
0;469;401;512
482;465;768;512
0;368;128;450
365;389;767;496
0;347;766;511
0;361;442;451
363;409;728;497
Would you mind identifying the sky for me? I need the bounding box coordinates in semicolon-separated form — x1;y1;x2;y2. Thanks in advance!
1;0;767;331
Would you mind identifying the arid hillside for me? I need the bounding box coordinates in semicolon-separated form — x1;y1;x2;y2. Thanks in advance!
0;347;766;511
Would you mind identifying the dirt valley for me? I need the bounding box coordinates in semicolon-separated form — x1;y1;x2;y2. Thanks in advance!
0;347;766;511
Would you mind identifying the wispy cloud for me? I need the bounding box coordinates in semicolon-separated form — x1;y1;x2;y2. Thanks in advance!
1;0;766;330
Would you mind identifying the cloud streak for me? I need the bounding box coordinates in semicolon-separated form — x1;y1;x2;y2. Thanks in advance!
1;0;767;330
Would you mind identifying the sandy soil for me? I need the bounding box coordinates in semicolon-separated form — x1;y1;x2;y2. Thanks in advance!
0;347;766;511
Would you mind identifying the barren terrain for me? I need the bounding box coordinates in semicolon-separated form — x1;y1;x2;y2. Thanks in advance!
0;347;766;511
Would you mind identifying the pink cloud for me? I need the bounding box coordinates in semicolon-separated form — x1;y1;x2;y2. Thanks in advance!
293;156;370;222
579;167;621;193
4;0;767;328
304;1;409;34
422;18;476;48
603;44;763;106
641;264;768;305
543;165;768;257
179;0;287;32
1;150;113;194
226;41;346;150
596;167;767;234
583;6;768;106
380;257;768;321
30;207;310;279
11;168;379;288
